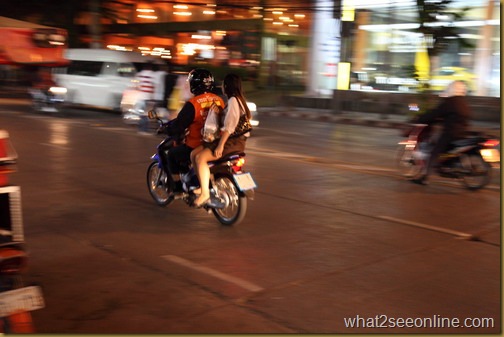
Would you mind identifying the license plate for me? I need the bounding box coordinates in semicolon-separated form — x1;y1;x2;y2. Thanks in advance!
233;172;257;191
0;286;45;317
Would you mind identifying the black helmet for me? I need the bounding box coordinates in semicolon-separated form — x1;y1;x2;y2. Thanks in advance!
188;68;214;95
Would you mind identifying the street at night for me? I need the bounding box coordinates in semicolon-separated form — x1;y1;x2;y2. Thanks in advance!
0;99;500;333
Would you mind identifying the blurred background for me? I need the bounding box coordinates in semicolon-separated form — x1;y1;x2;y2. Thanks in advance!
0;0;500;103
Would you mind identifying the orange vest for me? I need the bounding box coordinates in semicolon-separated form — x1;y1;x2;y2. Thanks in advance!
186;93;225;148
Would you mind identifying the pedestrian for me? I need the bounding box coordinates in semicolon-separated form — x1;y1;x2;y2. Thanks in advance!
135;61;157;134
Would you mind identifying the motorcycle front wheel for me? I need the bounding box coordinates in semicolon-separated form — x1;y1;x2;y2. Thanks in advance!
212;175;247;226
396;145;424;179
460;153;492;190
147;161;174;206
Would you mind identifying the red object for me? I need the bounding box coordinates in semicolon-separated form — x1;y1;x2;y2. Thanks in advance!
0;130;17;187
0;16;68;66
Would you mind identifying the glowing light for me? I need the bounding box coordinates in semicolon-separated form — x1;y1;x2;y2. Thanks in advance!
137;15;158;19
191;34;212;39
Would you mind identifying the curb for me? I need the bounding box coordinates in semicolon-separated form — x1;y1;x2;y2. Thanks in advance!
259;109;407;129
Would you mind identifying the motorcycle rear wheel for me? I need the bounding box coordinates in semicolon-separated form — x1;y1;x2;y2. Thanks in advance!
212;175;247;226
460;154;492;190
147;161;174;206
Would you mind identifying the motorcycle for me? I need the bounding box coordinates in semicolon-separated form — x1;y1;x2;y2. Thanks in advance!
146;110;257;226
29;86;67;114
396;124;500;190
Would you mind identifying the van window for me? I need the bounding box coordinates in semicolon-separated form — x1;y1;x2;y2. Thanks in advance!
118;63;137;77
102;62;118;76
67;60;104;76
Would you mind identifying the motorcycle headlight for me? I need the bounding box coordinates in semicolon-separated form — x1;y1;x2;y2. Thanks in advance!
49;87;67;94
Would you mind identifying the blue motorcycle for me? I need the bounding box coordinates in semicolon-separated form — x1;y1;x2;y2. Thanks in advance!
146;110;256;226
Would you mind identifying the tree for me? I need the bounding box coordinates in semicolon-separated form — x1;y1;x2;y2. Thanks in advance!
415;0;473;75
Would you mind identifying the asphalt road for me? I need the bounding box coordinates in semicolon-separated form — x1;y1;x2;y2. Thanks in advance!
0;101;500;334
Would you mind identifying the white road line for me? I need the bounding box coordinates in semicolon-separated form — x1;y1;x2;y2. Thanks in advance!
162;255;264;292
378;215;474;239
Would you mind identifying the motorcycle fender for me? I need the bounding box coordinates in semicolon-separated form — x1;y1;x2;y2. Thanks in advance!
151;153;159;161
243;189;255;200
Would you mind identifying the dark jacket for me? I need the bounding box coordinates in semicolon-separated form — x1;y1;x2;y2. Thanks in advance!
415;96;471;139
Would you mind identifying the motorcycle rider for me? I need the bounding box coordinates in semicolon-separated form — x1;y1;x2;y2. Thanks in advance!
163;68;225;194
411;80;472;185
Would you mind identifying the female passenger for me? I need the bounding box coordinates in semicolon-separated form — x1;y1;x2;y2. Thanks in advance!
191;73;251;208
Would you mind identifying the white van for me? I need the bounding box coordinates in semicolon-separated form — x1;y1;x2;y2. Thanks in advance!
53;48;158;110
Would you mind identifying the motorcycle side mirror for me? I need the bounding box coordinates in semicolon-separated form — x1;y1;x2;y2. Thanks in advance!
148;109;157;119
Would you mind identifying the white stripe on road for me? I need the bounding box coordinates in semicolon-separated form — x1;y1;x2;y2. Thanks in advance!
378;215;474;239
162;255;264;292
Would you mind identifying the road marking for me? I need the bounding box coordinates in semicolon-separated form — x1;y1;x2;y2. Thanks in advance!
162;255;264;292
378;215;474;239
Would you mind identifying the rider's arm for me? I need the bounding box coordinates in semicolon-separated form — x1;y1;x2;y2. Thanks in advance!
166;102;195;137
415;99;447;124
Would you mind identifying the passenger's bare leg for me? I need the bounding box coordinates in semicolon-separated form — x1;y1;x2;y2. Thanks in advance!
193;149;218;206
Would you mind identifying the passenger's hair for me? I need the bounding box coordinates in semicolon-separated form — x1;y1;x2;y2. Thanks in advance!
222;73;251;119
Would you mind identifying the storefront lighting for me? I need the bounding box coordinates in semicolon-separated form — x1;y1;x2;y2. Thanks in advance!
273;22;283;25
137;8;155;13
294;14;305;18
288;24;299;28
272;11;283;15
203;10;216;15
137;15;158;19
173;5;188;9
174;12;192;16
191;34;212;39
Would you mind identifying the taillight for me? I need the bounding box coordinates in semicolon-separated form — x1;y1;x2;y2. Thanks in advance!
231;157;245;172
482;139;499;147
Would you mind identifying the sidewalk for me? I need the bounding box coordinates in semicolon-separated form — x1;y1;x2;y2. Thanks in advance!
258;107;501;138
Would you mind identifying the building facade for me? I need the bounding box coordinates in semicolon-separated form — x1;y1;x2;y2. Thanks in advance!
76;0;499;97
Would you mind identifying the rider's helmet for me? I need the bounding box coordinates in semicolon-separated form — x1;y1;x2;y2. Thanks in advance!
188;68;214;95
